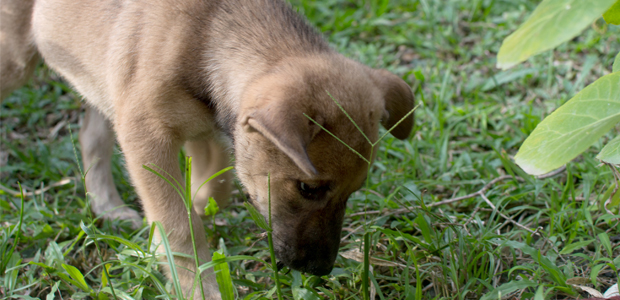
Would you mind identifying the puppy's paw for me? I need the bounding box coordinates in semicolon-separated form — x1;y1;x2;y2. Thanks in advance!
98;206;143;229
191;289;222;300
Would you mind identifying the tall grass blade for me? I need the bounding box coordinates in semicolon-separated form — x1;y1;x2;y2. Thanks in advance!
304;114;370;164
267;173;284;300
198;255;266;273
326;91;372;145
374;104;419;146
143;165;185;206
121;261;172;297
192;167;234;201
363;232;370;300
153;221;184;298
244;202;269;231
184;156;206;300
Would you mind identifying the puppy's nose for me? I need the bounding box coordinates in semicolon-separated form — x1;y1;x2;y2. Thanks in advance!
276;261;285;271
297;260;334;276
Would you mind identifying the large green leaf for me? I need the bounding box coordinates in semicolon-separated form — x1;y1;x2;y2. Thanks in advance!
603;0;620;24
213;251;235;300
597;135;620;164
515;72;620;175
497;0;616;69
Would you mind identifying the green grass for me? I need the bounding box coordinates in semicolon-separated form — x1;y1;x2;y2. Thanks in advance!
2;0;620;299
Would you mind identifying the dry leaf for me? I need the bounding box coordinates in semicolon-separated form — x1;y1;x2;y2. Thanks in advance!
604;283;619;298
573;285;604;299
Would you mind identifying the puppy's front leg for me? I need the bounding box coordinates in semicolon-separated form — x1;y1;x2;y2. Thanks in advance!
115;112;220;299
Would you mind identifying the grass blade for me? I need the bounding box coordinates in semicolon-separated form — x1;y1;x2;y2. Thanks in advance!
153;221;184;298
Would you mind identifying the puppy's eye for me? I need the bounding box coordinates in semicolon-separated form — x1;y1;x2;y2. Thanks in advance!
297;181;329;200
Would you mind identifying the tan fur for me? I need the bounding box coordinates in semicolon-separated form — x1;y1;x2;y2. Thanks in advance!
1;0;414;297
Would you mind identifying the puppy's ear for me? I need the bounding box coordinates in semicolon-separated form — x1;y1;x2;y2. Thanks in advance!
243;104;322;176
372;69;415;140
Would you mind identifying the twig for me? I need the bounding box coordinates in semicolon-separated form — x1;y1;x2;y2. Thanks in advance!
479;193;534;234
360;188;385;199
0;178;74;197
350;167;566;218
341;222;371;242
536;165;566;179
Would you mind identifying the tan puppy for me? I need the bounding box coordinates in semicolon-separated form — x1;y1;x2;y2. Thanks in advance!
1;0;414;298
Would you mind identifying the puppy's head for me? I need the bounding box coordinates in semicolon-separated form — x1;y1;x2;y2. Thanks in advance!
234;56;414;275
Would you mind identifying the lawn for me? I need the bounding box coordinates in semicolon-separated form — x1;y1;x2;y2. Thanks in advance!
1;0;619;299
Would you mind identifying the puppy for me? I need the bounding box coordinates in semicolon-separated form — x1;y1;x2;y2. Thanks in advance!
1;0;414;298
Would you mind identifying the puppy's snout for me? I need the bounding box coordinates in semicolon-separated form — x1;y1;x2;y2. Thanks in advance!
273;221;342;276
297;259;334;276
276;243;336;276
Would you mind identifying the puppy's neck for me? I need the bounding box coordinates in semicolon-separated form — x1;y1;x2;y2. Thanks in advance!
200;0;333;136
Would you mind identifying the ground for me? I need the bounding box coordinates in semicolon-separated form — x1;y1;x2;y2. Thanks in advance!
1;0;619;299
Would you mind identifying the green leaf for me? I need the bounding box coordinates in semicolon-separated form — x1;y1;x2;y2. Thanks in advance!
414;214;432;244
515;73;620;175
244;202;269;231
613;51;620;73
598;232;613;257
597;135;620;164
603;0;620;24
213;252;235;300
100;264;111;289
590;264;605;284
610;187;620;207
497;0;616;69
100;287;133;300
480;280;538;300
204;197;220;216
46;281;60;300
559;239;595;255
534;285;545;300
292;271;320;300
62;263;92;292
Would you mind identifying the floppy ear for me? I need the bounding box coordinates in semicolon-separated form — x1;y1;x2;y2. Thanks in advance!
242;103;322;176
372;69;415;140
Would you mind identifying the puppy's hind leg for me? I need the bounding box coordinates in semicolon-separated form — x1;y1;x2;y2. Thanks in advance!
79;106;142;228
185;139;233;216
0;0;39;100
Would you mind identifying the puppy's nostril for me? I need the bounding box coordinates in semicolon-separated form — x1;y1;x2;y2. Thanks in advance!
276;261;285;271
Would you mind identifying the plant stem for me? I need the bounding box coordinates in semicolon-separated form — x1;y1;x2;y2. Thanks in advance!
363;232;370;300
186;156;205;300
267;173;284;300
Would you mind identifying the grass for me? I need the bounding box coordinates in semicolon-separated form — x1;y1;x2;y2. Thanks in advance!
1;0;620;299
